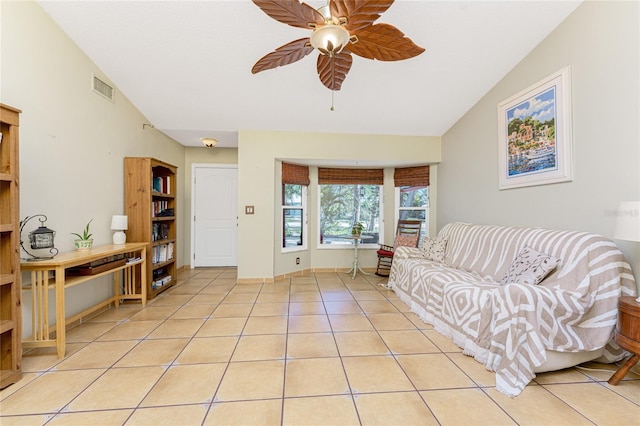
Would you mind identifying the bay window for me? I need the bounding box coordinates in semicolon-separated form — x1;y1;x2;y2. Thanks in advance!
282;163;309;251
318;168;383;247
394;166;430;240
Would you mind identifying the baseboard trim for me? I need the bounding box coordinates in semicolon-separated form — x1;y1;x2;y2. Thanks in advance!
236;267;377;283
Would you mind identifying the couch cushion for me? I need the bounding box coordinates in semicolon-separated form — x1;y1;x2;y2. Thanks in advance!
420;236;447;262
499;246;560;286
376;249;394;257
394;234;418;249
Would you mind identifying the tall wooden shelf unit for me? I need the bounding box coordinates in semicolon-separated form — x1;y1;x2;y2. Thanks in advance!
0;104;21;388
124;158;177;300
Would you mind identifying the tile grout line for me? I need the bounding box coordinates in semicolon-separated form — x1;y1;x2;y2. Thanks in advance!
201;270;254;423
122;268;233;423
279;275;293;426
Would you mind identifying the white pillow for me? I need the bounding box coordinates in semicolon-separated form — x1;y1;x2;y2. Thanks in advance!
420;237;447;263
500;246;560;286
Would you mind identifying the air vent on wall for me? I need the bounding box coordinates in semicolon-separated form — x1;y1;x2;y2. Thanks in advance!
92;74;114;102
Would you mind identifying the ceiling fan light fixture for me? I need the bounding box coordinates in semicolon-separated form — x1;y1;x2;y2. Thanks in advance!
310;24;350;56
201;137;218;148
317;5;332;21
251;0;425;91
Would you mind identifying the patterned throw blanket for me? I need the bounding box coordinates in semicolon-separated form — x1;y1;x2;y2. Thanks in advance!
389;223;637;397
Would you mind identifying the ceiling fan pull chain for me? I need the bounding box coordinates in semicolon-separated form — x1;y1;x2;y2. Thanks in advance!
331;90;335;111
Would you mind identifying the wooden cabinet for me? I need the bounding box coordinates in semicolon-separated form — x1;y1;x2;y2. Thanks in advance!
0;104;21;388
124;158;177;299
608;296;640;385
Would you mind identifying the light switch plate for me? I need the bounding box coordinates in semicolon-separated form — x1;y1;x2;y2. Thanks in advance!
245;205;254;215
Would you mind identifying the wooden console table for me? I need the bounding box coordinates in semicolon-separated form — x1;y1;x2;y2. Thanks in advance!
20;242;148;358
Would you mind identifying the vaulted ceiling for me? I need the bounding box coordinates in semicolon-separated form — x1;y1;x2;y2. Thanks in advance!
38;1;581;147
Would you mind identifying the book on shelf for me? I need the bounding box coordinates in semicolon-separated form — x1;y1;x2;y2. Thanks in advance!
152;176;161;193
152;223;170;241
152;175;171;194
151;243;174;264
167;242;174;260
152;200;170;217
159;244;167;262
153;267;165;280
152;275;172;289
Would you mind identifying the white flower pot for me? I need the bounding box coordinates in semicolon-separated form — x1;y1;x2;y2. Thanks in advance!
74;239;93;251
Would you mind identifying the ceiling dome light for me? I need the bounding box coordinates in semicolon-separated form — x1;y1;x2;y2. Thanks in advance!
201;137;217;148
310;24;350;57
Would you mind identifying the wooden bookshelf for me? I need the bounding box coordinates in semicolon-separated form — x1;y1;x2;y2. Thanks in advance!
124;158;177;299
0;104;21;389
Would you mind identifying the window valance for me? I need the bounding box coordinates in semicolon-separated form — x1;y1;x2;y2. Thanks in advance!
318;168;384;185
394;165;430;187
282;162;310;185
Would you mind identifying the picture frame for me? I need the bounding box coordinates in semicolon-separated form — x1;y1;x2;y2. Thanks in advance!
497;66;573;190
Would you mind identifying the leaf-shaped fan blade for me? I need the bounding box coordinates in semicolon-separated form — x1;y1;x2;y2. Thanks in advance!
348;23;424;61
252;38;315;74
317;51;353;91
330;0;394;32
253;0;324;29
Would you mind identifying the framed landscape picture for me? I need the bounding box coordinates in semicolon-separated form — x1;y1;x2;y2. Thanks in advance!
497;66;573;190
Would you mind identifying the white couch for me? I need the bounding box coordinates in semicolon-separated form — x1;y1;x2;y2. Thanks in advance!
388;222;637;396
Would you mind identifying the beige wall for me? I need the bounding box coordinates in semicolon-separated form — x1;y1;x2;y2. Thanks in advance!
2;2;185;337
8;0;636;333
2;2;441;320
238;130;441;280
438;1;640;288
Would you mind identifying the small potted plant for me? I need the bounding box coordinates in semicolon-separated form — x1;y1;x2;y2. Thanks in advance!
72;219;93;250
351;221;365;237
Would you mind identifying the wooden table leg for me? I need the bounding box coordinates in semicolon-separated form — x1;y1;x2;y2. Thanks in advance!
608;353;640;385
113;270;120;307
140;246;147;306
31;271;39;340
55;266;66;359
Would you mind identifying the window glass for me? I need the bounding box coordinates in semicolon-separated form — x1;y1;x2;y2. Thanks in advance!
319;184;380;246
283;208;303;247
398;186;428;239
283;184;305;249
400;186;428;208
284;184;302;206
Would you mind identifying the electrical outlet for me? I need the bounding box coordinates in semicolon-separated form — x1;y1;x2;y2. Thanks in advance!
296;257;300;265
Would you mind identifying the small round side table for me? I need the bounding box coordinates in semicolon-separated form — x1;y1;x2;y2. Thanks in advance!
338;234;373;279
608;296;640;385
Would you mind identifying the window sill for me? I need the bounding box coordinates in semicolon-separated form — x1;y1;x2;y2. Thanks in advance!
317;244;378;250
282;247;307;254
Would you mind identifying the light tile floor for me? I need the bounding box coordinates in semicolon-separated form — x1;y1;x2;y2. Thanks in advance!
1;268;639;425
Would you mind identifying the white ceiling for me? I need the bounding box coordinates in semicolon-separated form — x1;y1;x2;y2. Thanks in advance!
38;0;581;148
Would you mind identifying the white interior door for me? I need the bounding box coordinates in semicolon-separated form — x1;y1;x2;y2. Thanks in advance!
193;166;238;267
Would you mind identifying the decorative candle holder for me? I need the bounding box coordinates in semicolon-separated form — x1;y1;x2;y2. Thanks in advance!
20;214;59;260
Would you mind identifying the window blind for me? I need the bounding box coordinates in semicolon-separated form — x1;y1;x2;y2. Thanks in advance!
282;162;310;185
318;168;383;185
394;165;430;187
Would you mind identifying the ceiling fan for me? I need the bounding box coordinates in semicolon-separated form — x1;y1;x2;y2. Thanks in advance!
251;0;425;92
